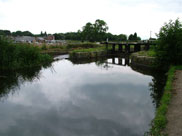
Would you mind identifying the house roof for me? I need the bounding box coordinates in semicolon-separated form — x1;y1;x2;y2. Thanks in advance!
15;36;35;42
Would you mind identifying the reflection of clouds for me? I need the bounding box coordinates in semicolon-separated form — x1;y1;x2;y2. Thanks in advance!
0;59;155;136
0;104;137;136
71;83;154;134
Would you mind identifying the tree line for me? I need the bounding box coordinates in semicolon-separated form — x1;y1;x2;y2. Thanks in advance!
0;19;141;42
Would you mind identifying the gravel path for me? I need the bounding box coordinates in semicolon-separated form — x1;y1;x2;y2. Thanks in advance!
165;70;182;136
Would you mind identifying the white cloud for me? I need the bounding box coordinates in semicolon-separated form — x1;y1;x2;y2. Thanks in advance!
0;0;182;39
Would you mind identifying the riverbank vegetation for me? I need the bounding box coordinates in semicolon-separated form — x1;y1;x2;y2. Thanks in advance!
40;42;104;55
135;50;156;57
0;37;52;69
70;47;105;53
155;19;182;69
149;66;182;136
147;19;182;135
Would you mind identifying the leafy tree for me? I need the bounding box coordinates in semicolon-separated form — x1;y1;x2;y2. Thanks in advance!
156;19;182;68
12;31;33;36
82;22;95;42
0;30;11;36
81;19;108;42
41;31;43;36
128;32;141;41
54;33;65;40
22;31;33;36
93;19;109;41
118;34;127;41
44;31;47;36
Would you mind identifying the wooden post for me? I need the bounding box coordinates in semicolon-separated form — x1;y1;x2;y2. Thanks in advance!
112;57;115;64
118;57;122;65
134;44;141;52
106;42;108;51
134;45;138;52
126;44;130;53
145;43;150;50
112;44;115;53
125;56;130;66
119;44;123;52
138;45;141;51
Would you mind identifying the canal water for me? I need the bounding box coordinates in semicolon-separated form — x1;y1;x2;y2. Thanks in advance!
0;56;165;136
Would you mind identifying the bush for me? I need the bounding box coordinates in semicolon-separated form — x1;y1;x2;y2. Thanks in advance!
0;37;52;69
41;44;47;50
156;19;182;69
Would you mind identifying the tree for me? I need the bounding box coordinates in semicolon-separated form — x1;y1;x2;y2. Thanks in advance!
117;34;127;41
22;31;33;36
44;31;47;36
12;31;33;36
41;31;43;36
128;32;141;41
81;19;108;42
82;22;95;42
156;19;182;68
0;30;11;36
93;19;109;41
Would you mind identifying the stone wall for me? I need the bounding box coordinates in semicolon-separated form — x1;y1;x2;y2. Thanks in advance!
69;51;106;59
131;53;156;68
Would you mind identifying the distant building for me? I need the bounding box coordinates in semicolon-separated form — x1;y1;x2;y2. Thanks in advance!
36;37;45;43
46;35;55;41
14;35;56;44
14;36;36;43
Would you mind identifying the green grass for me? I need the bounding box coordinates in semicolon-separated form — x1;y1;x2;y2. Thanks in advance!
149;66;182;136
70;47;105;53
66;42;101;49
137;50;156;57
0;37;52;69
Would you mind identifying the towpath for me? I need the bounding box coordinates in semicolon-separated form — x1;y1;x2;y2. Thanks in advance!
165;70;182;136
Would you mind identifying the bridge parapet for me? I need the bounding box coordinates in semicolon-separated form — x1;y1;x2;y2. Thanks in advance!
101;40;156;54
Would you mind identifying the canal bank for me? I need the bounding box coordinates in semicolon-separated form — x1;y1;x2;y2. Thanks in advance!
130;51;155;68
148;66;182;136
164;68;182;136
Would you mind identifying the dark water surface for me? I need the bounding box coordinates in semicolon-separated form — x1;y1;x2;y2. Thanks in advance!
0;56;165;136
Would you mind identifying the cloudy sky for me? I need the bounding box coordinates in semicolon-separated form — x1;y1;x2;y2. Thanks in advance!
0;0;182;39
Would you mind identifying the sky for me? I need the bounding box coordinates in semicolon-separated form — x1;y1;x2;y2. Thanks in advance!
0;0;182;39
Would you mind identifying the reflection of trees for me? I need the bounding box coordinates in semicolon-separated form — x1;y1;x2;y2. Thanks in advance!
0;64;51;99
149;72;166;108
131;65;167;108
95;59;112;70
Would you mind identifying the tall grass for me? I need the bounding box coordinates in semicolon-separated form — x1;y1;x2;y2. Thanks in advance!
0;37;52;69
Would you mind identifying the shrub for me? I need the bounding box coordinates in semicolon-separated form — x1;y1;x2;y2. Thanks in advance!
156;19;182;69
41;44;47;50
0;37;52;69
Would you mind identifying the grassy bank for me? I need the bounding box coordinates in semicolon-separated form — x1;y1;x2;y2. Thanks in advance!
136;50;156;57
149;66;182;136
0;37;52;69
66;42;100;49
70;47;105;53
40;42;102;56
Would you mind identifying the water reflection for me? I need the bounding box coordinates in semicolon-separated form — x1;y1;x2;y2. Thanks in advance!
0;56;165;136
